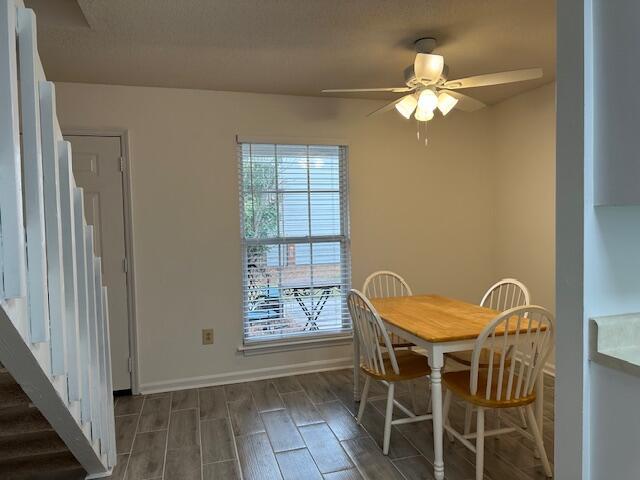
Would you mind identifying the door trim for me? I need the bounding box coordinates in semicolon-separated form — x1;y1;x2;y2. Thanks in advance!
63;128;140;394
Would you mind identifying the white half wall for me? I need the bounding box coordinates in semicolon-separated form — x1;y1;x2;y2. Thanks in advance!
54;83;498;391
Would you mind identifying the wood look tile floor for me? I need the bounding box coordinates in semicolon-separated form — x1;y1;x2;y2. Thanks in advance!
109;369;555;480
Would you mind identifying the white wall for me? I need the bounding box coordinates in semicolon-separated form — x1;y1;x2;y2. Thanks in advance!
555;0;588;477
557;0;640;478
55;83;497;391
491;83;556;314
587;1;640;478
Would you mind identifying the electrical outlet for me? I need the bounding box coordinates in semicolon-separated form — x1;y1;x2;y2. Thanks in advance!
202;329;214;345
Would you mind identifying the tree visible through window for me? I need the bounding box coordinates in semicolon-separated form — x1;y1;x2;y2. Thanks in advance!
239;143;351;342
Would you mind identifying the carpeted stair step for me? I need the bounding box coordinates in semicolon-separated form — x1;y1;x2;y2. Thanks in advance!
0;430;68;462
0;372;30;409
0;405;51;437
0;451;85;480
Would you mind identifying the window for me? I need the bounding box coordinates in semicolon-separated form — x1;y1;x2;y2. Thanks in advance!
239;142;351;344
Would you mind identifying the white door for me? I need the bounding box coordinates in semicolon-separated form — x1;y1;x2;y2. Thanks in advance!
64;135;131;391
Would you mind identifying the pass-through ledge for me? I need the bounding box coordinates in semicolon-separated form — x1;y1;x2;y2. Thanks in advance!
590;313;640;378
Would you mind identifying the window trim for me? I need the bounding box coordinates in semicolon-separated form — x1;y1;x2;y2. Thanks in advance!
237;139;352;347
237;333;353;356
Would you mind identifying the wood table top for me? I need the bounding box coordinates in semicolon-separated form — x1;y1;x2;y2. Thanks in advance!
371;294;519;343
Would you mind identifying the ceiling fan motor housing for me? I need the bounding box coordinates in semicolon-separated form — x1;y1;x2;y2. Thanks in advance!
414;37;437;53
404;64;448;87
405;38;446;88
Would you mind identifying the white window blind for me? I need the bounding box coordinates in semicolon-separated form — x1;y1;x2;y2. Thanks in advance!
239;142;351;344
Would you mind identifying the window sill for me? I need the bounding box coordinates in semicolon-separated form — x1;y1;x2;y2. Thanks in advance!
238;333;353;356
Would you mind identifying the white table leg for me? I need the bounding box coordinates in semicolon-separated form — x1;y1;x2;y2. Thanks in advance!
353;332;360;401
429;348;445;480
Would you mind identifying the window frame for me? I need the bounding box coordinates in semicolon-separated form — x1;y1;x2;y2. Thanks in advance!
238;140;352;347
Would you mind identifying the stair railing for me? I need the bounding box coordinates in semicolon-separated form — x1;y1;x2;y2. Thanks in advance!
0;0;115;475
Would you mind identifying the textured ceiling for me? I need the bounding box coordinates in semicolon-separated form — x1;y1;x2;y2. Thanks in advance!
26;0;556;104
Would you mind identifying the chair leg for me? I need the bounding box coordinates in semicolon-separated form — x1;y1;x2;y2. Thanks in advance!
519;407;528;428
357;376;371;423
464;403;473;434
475;407;485;480
383;382;395;455
443;388;454;443
526;405;552;477
353;336;360;402
408;380;418;413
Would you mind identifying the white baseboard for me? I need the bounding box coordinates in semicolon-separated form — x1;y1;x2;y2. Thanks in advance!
138;354;556;395
86;470;112;479
139;356;353;394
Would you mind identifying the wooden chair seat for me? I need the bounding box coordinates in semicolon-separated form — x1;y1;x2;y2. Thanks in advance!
446;349;509;368
443;369;536;409
361;350;430;382
379;332;414;349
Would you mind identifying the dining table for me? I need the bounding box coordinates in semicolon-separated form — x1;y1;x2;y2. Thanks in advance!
353;294;546;480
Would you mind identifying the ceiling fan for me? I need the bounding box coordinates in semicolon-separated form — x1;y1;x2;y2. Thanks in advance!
321;38;543;144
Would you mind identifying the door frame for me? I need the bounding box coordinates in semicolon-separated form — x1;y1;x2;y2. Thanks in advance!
63;128;140;395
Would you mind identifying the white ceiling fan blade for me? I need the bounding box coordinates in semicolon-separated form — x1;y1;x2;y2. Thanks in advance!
322;87;413;93
443;68;543;89
367;98;404;117
440;90;486;112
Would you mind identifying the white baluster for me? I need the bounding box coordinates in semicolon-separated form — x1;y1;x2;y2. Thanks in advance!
58;141;82;402
17;7;50;345
0;0;27;302
94;258;107;455
74;190;92;425
39;81;68;381
102;286;117;467
85;227;101;445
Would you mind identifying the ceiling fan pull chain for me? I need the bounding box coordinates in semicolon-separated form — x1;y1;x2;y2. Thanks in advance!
416;119;420;140
424;122;428;146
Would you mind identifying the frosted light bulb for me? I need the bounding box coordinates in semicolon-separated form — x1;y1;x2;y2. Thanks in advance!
414;107;434;122
417;89;438;113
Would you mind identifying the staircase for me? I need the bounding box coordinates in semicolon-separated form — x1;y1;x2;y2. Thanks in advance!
0;368;85;479
0;0;116;477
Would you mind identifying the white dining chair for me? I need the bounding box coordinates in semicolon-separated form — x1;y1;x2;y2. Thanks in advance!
442;305;554;480
362;271;425;411
348;289;432;455
447;278;531;433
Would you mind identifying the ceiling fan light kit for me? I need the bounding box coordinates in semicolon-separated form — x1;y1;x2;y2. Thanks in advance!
395;94;418;119
321;37;543;146
417;89;439;113
437;92;458;116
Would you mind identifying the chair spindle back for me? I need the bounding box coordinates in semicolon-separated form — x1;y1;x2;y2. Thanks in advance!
481;278;530;311
348;289;399;376
363;271;413;299
470;305;554;402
